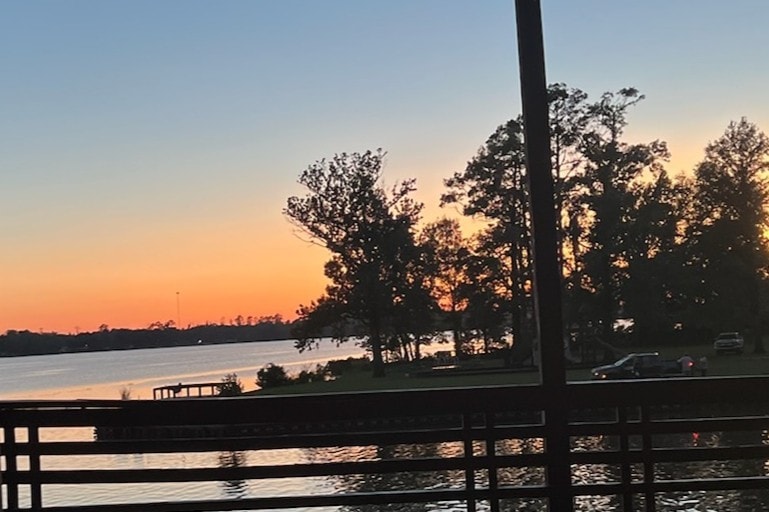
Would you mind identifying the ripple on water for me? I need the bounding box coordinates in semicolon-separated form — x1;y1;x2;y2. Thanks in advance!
15;423;769;511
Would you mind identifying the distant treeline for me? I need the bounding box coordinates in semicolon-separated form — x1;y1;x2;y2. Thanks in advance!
0;317;300;357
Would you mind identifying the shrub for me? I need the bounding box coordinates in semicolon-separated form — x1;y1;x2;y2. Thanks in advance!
256;363;290;389
217;372;243;396
295;369;313;384
325;356;368;376
118;386;132;400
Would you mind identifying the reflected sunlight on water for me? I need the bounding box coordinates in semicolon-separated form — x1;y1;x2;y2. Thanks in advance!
0;339;367;400
11;425;769;511
567;431;769;511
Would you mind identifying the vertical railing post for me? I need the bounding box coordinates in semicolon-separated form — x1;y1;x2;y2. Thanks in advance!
641;404;656;512
618;407;633;511
0;428;3;511
29;427;42;510
462;413;477;512
0;427;3;512
3;426;18;511
514;1;571;510
485;412;499;512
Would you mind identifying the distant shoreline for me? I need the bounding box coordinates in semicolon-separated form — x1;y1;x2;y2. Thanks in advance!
0;332;296;358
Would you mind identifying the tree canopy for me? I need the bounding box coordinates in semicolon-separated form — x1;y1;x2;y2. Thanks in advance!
283;87;769;374
285;150;429;376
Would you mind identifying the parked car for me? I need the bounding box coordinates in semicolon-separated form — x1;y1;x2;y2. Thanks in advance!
591;352;682;380
713;332;744;354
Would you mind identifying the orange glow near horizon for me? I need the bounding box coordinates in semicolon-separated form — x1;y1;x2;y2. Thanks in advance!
2;270;331;334
2;264;331;334
1;221;332;333
2;153;707;335
1;162;468;335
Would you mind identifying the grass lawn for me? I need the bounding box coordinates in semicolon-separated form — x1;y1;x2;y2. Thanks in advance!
254;342;769;396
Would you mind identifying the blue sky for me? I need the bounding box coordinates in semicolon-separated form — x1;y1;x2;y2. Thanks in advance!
2;1;768;332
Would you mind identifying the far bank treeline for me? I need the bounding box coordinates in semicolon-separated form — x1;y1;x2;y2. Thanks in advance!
0;316;298;357
286;84;769;377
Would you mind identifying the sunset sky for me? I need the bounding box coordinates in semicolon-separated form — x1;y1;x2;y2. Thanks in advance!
2;1;768;333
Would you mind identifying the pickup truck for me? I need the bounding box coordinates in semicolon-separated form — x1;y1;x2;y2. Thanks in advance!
713;332;744;354
591;352;683;380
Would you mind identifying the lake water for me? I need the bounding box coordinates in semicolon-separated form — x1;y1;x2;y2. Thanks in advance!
0;338;367;400
1;340;768;511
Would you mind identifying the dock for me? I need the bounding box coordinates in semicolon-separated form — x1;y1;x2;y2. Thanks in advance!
152;382;221;400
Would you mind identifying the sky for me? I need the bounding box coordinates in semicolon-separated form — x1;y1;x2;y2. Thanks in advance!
2;1;768;334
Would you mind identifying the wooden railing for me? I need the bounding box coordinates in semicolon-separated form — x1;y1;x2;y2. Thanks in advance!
152;382;222;400
2;377;769;511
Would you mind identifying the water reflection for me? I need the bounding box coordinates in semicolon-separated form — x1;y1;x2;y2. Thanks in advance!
12;403;769;510
653;429;769;511
569;429;769;511
571;435;634;511
311;429;769;512
311;443;468;512
495;438;545;488
305;439;547;512
306;443;466;512
217;450;249;498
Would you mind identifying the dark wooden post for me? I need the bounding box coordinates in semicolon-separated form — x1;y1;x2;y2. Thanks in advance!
462;413;477;512
3;426;18;510
514;1;572;510
29;426;42;509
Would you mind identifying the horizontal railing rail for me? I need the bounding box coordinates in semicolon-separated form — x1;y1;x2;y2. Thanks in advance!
2;377;769;511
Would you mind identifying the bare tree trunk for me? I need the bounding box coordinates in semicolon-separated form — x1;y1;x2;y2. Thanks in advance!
451;307;463;359
369;323;386;377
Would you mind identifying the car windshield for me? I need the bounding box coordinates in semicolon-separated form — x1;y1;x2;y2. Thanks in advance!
614;355;633;366
717;333;739;339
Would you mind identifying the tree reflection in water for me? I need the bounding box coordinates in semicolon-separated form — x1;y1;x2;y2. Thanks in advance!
217;450;249;499
311;443;466;512
303;429;769;512
305;439;547;512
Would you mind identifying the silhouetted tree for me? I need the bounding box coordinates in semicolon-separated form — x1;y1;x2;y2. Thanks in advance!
285;150;423;376
256;363;290;389
548;84;591;330
387;233;437;362
687;118;769;352
620;169;686;343
419;218;472;357
461;235;510;354
217;373;243;396
575;88;670;343
442;119;532;349
442;85;595;352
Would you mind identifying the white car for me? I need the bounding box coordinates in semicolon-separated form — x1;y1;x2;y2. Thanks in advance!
713;332;744;354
